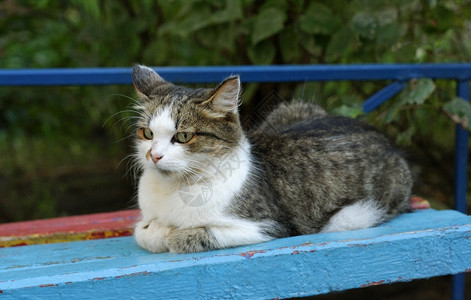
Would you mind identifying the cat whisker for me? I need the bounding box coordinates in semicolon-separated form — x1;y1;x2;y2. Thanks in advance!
103;109;140;128
181;169;212;188
121;153;144;181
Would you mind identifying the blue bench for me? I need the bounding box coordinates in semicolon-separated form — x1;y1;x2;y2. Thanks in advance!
0;64;470;299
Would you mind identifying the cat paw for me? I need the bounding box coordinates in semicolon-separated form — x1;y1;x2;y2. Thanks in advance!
167;227;219;253
134;219;171;253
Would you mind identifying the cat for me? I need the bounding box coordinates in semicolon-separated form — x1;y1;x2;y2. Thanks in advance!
130;64;412;253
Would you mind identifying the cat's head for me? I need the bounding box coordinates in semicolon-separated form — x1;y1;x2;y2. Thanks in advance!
131;65;244;178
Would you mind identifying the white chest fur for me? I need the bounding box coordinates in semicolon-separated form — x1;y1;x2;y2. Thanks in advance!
138;139;252;228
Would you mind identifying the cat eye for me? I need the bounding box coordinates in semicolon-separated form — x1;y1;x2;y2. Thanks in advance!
174;132;195;144
141;128;153;140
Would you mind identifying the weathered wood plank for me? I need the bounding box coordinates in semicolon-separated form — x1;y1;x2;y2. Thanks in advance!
1;209;470;299
0;210;139;247
0;198;430;248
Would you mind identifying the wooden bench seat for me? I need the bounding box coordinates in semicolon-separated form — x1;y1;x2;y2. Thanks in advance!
1;209;470;299
1;64;469;298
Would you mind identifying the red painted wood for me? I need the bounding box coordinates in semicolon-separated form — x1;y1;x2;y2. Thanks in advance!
0;197;429;248
0;210;140;247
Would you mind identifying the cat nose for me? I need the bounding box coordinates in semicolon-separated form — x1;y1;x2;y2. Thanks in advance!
151;153;163;164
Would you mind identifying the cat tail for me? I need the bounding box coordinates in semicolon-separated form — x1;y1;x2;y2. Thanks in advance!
322;153;412;233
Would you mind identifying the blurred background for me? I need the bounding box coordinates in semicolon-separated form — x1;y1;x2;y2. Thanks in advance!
1;0;471;298
2;0;471;222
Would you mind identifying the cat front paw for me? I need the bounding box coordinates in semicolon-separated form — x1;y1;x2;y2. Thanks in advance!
167;227;220;253
134;219;171;253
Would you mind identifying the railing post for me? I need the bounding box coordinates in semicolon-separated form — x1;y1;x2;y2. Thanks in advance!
452;79;469;300
454;80;470;214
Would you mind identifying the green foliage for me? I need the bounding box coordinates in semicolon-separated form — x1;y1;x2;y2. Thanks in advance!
443;97;471;131
1;0;471;221
385;79;436;123
299;3;341;35
251;7;286;45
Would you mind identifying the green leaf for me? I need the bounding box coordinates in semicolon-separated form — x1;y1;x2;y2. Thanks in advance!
425;5;457;33
326;26;355;61
443;97;471;131
376;22;407;46
177;9;214;35
384;99;404;123
210;0;243;24
278;26;301;62
247;40;275;64
300;34;321;56
385;79;436;123
259;0;287;12
159;4;216;38
71;0;101;19
376;7;398;26
398;78;436;105
251;8;286;45
351;11;377;39
299;3;341;35
396;124;416;146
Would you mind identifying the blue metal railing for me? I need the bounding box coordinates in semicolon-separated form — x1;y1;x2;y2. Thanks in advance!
0;64;469;299
2;64;471;85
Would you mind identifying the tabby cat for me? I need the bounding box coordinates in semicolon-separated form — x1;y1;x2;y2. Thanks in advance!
130;65;412;253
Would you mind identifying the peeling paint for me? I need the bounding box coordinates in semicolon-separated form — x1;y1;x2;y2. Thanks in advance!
39;284;58;288
115;271;151;279
290;249;316;255
119;264;138;269
240;250;266;259
361;280;386;287
169;259;187;263
94;256;113;260
6;264;28;270
348;244;368;248
93;277;105;281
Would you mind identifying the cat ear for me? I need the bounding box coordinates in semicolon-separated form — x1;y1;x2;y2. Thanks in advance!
132;64;165;97
205;76;240;114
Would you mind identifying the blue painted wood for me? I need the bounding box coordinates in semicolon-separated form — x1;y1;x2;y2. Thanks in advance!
1;64;471;86
363;81;405;113
1;210;470;299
